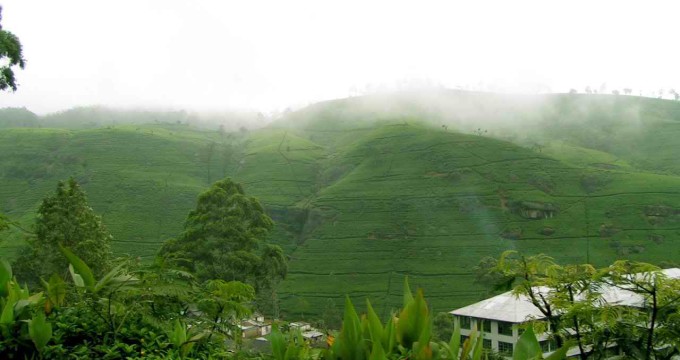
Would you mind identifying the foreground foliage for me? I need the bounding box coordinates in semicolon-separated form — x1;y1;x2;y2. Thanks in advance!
479;251;680;360
0;249;257;359
160;178;287;316
269;279;570;360
14;178;114;286
0;6;25;92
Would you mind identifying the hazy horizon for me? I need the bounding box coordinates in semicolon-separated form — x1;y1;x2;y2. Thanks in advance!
2;0;680;114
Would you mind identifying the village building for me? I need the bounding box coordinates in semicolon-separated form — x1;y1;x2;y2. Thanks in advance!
450;268;680;359
289;321;312;332
239;313;272;339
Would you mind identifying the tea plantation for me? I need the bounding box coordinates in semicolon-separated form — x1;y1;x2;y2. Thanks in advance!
1;92;679;320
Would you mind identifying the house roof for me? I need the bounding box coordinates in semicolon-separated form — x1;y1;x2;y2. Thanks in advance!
450;268;680;324
450;289;547;323
302;330;324;339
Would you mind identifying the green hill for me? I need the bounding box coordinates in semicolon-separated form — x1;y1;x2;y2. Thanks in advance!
1;91;679;321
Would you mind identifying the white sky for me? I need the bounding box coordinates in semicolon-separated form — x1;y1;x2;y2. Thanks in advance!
1;0;679;114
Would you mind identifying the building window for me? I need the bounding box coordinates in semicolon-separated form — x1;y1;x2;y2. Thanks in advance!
483;339;492;349
498;341;513;355
459;316;471;329
476;318;491;333
498;321;513;336
461;335;469;344
540;340;550;353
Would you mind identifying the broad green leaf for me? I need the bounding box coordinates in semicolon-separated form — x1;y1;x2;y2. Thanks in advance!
269;325;286;360
544;347;569;360
68;265;85;288
60;245;95;290
94;262;128;293
513;325;542;360
403;277;414;307
339;296;365;359
369;338;386;360
181;342;195;359
366;299;384;347
449;321;461;358
543;340;574;360
43;274;66;308
472;331;484;360
383;315;396;353
0;299;14;325
28;312;52;352
0;259;11;297
460;325;477;359
170;319;187;348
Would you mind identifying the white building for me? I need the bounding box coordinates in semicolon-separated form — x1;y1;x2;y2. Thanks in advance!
240;313;273;339
450;268;680;359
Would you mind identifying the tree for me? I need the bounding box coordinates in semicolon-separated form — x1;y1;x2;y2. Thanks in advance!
14;178;113;284
598;261;680;360
159;178;287;307
0;6;25;91
433;311;455;341
482;251;569;349
479;252;680;360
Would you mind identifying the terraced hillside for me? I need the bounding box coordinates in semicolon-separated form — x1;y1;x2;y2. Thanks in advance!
0;124;242;258
270;122;680;319
1;92;680;322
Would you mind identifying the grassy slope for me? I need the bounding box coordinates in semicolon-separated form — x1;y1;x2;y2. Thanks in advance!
0;124;238;258
271;122;680;319
1;92;680;321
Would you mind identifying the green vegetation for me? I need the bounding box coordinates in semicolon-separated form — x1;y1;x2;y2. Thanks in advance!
1;91;680;322
160;178;287;316
480;251;680;360
0;180;269;359
269;279;569;360
14;179;113;285
0;6;25;92
0;248;261;358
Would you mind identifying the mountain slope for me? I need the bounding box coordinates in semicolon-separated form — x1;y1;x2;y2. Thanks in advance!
271;122;680;318
1;92;679;321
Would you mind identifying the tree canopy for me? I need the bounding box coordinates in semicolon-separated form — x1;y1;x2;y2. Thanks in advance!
159;178;287;286
0;6;25;91
477;251;680;360
14;178;113;283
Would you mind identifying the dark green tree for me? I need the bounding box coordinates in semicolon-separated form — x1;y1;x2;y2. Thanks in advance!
0;6;25;91
159;178;287;309
14;178;113;284
433;312;455;342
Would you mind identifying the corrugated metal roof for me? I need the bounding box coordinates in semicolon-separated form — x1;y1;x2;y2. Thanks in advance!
450;289;546;323
450;268;679;324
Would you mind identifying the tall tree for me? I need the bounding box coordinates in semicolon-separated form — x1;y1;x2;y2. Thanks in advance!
599;261;680;360
0;6;25;91
479;252;680;359
159;178;287;308
14;178;113;283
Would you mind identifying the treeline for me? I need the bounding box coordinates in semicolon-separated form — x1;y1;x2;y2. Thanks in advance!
0;106;267;131
2;178;679;359
0;178;286;358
